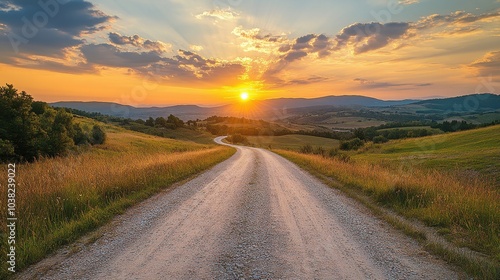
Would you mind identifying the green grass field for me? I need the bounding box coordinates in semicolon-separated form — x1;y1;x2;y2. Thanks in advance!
355;125;500;185
245;134;340;151
377;126;443;134
275;125;500;278
0;117;234;278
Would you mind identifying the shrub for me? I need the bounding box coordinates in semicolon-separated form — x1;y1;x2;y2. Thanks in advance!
328;148;338;158
373;135;388;144
340;138;364;151
313;146;326;156
227;134;247;144
300;144;313;154
91;125;106;145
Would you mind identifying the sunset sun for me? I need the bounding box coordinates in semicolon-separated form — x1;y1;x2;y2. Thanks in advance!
240;92;249;101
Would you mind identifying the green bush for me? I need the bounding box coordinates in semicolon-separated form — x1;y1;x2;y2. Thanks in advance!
227;134;247;144
91;125;106;145
340;138;364;151
300;144;313;154
373;135;388;143
0;84;107;162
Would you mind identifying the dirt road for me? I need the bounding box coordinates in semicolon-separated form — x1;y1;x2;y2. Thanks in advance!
19;136;461;279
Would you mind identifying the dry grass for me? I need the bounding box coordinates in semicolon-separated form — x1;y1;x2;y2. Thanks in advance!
276;150;500;266
0;119;234;277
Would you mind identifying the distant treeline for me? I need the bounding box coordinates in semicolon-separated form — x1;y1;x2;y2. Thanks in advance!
0;84;106;162
204;116;354;140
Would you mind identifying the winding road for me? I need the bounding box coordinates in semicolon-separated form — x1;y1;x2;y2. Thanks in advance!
18;137;461;279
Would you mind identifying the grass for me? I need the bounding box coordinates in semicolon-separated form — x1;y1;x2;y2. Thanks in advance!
278;150;499;278
355;125;500;185
275;126;500;278
245;134;340;151
0;118;234;278
377;126;443;134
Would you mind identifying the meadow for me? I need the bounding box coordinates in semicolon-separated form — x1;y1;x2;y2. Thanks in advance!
245;134;340;151
0;118;234;277
275;125;500;278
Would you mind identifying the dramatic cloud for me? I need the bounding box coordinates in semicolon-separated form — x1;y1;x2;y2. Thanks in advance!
335;22;410;54
0;0;115;66
469;51;500;78
190;45;203;51
414;10;500;30
138;50;245;86
232;26;287;53
232;26;286;43
81;44;163;68
196;8;239;21
109;32;170;53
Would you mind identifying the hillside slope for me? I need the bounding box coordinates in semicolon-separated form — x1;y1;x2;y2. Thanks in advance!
355;125;500;185
0;117;235;277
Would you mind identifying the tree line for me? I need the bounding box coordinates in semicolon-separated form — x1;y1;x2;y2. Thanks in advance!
0;84;106;162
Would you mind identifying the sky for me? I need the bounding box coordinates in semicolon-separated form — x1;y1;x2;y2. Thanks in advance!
0;0;499;106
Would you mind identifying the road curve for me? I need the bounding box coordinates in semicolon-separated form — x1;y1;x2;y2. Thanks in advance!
18;137;461;279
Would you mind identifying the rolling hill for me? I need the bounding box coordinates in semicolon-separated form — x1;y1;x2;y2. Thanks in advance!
51;95;419;121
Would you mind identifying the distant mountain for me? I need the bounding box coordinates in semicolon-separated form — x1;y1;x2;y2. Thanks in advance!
413;93;500;112
52;94;498;121
256;95;418;109
51;95;420;121
50;101;224;121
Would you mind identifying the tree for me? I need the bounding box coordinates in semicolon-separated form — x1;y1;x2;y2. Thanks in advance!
167;114;184;128
0;84;39;161
155;117;168;128
145;117;155;127
0;84;106;162
91;125;106;145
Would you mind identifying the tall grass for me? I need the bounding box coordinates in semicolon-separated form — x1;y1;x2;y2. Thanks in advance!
276;150;500;266
0;123;234;278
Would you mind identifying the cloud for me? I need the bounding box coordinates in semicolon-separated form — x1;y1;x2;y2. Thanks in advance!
232;26;286;42
108;32;171;53
414;10;500;30
469;51;500;78
283;51;308;62
138;50;245;86
0;0;115;36
190;45;203;51
353;78;432;89
81;44;163;68
399;0;419;5
232;26;287;53
335;22;410;54
196;8;239;21
0;0;115;63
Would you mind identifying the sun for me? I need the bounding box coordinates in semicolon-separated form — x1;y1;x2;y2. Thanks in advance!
240;92;249;101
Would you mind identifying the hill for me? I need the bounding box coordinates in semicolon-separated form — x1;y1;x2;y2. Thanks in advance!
355;124;500;185
413;93;500;112
50;95;419;121
0;116;234;276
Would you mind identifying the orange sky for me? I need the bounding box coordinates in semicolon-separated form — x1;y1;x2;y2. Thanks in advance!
0;1;498;106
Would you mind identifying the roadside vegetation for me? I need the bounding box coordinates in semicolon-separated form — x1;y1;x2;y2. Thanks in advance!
0;116;234;278
0;84;106;163
226;134;248;144
275;125;500;278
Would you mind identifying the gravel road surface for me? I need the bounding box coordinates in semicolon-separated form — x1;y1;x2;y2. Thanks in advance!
18;136;462;279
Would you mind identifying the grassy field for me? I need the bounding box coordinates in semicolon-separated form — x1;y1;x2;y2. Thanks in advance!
0;118;234;277
355;125;500;185
377;126;443;134
275;125;500;278
245;134;340;151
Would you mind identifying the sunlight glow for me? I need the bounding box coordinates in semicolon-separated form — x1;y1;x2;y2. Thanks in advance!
240;92;249;101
